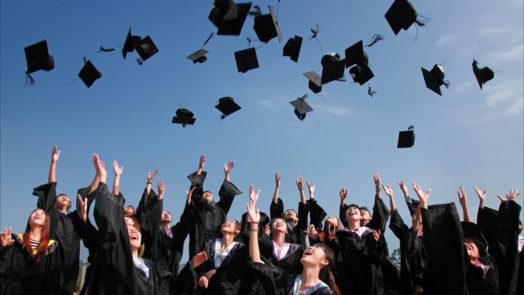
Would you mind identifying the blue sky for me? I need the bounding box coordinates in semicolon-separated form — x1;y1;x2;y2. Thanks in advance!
1;0;523;258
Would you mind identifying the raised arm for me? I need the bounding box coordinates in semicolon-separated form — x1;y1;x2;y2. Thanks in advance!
272;172;280;205
296;176;306;204
412;182;430;210
196;154;205;176
373;173;382;199
383;185;396;213
247;185;262;263
307;180;327;231
457;187;471;222
111;160;124;196
368;173;390;231
339;188;348;228
48;145;60;183
474;186;487;210
218;161;242;214
145;169;158;196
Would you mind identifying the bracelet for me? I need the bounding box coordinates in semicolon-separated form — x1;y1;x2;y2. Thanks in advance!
147;181;153;184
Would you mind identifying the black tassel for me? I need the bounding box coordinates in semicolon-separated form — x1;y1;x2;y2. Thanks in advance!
309;24;319;40
137;59;143;65
365;34;385;47
368;85;376;97
202;33;214;47
98;46;116;53
25;71;35;85
443;80;450;88
221;115;226;120
247;37;252;47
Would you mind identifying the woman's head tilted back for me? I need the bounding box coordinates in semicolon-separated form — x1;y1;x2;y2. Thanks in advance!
124;213;142;253
23;208;51;263
221;219;241;237
300;243;334;269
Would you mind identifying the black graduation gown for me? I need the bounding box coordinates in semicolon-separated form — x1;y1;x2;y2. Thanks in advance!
136;188;189;295
308;199;328;231
388;210;428;295
0;234;62;295
32;182;84;295
270;243;304;295
239;212;274;260
194;239;248;295
334;228;383;295
85;182;156;295
421;203;467;295
186;171;242;258
477;200;521;295
270;198;309;245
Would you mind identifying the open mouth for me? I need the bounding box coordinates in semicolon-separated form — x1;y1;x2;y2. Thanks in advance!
303;248;314;256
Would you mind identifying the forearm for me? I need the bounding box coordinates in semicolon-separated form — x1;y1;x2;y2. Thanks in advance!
462;205;471;222
88;175;100;195
48;161;57;183
113;175;121;196
272;187;280;204
299;189;306;204
389;197;397;213
249;223;262;263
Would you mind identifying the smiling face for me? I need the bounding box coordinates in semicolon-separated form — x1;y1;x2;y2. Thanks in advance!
360;208;371;226
300;244;329;268
345;205;361;223
221;219;240;235
127;223;142;251
324;217;339;238
29;209;46;227
284;209;298;223
271;218;288;234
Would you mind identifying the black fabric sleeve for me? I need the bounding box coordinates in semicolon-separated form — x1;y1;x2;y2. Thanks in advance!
367;196;390;232
217;180;242;215
307;199;327;231
339;204;348;228
389;209;409;241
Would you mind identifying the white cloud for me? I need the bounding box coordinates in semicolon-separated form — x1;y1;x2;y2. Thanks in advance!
454;81;475;93
436;34;457;46
485;80;523;113
499;43;524;62
477;25;512;36
319;105;352;116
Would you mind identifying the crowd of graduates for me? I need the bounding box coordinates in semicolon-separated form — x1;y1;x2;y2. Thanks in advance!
0;146;522;295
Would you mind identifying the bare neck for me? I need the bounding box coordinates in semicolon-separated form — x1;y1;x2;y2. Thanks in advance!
221;233;235;249
301;265;321;288
29;227;42;241
272;231;286;246
348;219;361;231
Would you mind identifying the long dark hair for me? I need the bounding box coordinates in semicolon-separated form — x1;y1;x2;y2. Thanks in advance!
314;243;342;295
22;209;51;263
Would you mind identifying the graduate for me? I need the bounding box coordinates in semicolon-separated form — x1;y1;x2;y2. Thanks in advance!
475;187;521;295
0;207;67;294
31;145;87;295
135;169;189;295
384;182;427;295
270;173;309;245
185;154;242;258
246;185;340;295
84;154;157;295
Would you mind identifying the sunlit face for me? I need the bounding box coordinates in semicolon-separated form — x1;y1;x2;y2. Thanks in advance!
345;206;361;222
272;218;287;233
284;210;297;223
124;206;135;216
161;210;172;223
56;194;71;211
465;241;479;261
30;209;46;227
202;191;214;202
221;219;239;235
127;223;142;251
360;209;371;225
300;245;329;268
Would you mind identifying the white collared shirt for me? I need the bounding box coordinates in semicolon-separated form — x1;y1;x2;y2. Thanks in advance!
213;238;238;268
272;240;291;261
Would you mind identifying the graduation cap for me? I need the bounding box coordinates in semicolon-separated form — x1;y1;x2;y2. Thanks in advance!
234;47;259;73
253;5;283;43
187;49;208;64
320;52;346;85
172;108;196;127
78;59;102;88
344;40;368;68
135;36;159;62
385;0;424;35
421;64;449;96
215;97;241;119
24;40;55;83
122;28;141;59
283;35;303;63
290;95;313;121
349;63;374;85
209;0;252;36
397;125;415;148
304;71;322;94
472;59;494;90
